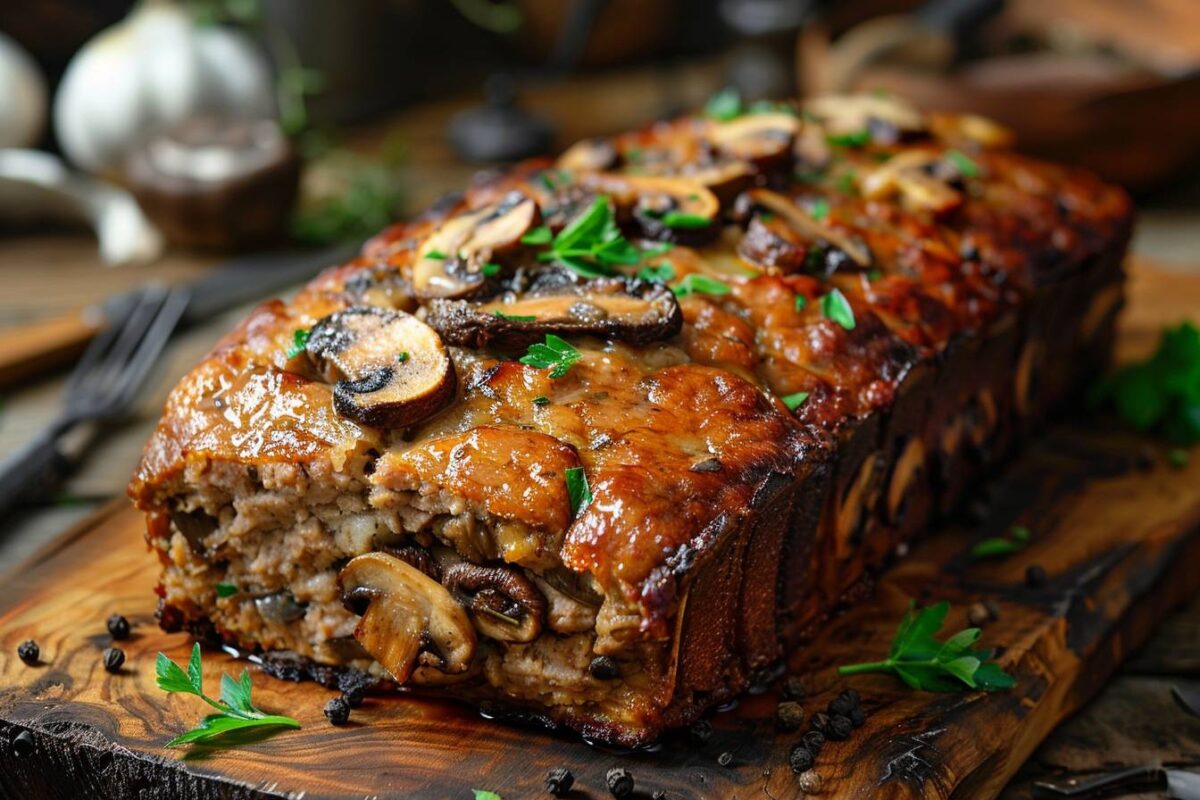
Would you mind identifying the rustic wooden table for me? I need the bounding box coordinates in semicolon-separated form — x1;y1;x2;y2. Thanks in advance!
0;65;1197;796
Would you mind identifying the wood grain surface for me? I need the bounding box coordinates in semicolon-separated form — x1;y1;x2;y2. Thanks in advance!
0;265;1197;800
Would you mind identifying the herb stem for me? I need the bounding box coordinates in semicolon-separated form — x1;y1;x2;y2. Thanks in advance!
837;660;892;676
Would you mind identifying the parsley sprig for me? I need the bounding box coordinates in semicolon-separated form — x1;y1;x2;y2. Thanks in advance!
821;288;856;330
673;273;730;298
838;601;1015;692
285;328;310;359
520;334;582;379
565;466;592;516
156;644;300;746
533;196;667;279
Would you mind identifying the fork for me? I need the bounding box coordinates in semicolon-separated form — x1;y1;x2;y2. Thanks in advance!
0;284;190;518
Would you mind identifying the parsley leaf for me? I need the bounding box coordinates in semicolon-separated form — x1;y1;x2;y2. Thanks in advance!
473;791;504;800
794;294;808;311
834;169;859;196
521;225;553;245
637;262;676;283
156;643;300;747
531;196;660;279
827;130;871;148
424;249;449;260
532;396;551;406
285;329;310;359
673;274;730;298
821;288;856;330
809;198;830;221
481;262;500;277
565;466;591;516
493;310;537;322
660;211;713;229
970;524;1032;560
520;334;581;379
705;86;743;121
215;583;238;598
396;351;410;363
782;391;809;411
838;601;1015;692
945;149;980;178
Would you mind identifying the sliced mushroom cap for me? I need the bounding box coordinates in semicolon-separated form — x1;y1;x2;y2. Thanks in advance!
804;93;926;140
928;112;1014;150
442;562;546;643
859;150;962;215
557;137;619;172
426;278;682;350
680;160;755;203
413;191;539;299
741;188;872;268
339;552;476;683
306;306;456;428
576;172;721;244
708;112;800;169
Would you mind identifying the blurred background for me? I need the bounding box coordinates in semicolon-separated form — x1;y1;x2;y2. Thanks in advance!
0;0;1198;554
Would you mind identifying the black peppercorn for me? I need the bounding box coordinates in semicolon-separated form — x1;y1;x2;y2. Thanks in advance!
106;614;131;640
102;647;125;673
849;704;867;728
689;719;713;743
809;712;830;733
588;655;620;680
606;766;634;798
827;690;855;717
324;696;351;726
717;751;734;767
545;767;574;796
788;743;814;773
826;714;853;741
1026;564;1047;587
17;640;39;665
342;683;366;709
802;730;825;755
782;676;806;700
11;730;34;758
775;701;805;731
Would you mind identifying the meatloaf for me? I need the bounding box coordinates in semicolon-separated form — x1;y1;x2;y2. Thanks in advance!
129;93;1132;746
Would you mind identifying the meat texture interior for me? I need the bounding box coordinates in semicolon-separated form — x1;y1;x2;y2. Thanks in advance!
129;93;1132;746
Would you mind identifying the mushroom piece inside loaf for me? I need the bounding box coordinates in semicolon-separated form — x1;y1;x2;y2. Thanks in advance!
130;92;1132;746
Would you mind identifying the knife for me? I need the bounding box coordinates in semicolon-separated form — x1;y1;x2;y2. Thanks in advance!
1033;766;1200;799
0;241;361;390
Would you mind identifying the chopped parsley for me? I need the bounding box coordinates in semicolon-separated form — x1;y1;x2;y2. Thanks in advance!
533;196;659;279
473;791;503;800
782;391;809;411
637;262;676;283
1089;322;1200;444
215;583;238;598
532;396;551;406
866;269;883;281
424;249;449;260
672;274;730;298
704;86;743;121
285;328;310;359
519;334;581;379
794;294;808;311
492;309;537;322
795;167;827;184
809;197;830;221
945;149;980;178
821;288;856;330
396;351;410;363
565;466;592;516
826;129;871;148
156;643;300;746
969;524;1032;560
660;211;712;229
481;262;500;277
834;168;859;196
520;226;553;245
838;601;1015;692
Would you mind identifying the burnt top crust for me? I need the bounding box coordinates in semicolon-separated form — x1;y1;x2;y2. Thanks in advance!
130;94;1132;638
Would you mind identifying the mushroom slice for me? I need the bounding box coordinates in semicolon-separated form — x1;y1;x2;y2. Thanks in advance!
426;278;682;350
557;137;619;172
859;150;962;216
928;112;1014;150
804;93;926;141
339;552;476;683
708;112;800;169
442;563;546;643
413;191;539;299
742;188;872;267
307;306;456;428
576;172;720;243
681;161;755;203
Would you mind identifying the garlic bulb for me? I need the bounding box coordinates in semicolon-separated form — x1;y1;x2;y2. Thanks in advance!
0;33;48;148
53;0;275;174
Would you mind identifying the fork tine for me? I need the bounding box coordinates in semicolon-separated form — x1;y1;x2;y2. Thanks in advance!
63;293;141;397
106;286;191;414
75;285;170;403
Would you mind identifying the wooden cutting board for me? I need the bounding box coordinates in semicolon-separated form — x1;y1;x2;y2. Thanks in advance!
1;263;1197;800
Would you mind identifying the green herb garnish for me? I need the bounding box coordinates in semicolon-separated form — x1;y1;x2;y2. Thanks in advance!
821;288;856;330
838;601;1015;692
827;130;871;148
520;334;581;379
1169;448;1190;468
704;87;743;121
532;396;551;406
970;524;1032;559
794;294;808;312
493;310;537;322
533;196;654;279
945;149;980;178
834;169;859;196
521;226;553;245
396;351;410;363
1089;322;1200;444
565;466;592;516
473;791;503;800
156;643;300;746
810;198;830;221
215;583;238;598
637;263;676;283
867;269;883;281
673;274;730;298
424;249;449;260
660;211;712;229
782;392;809;411
285;329;310;359
481;262;501;277
795;168;827;184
